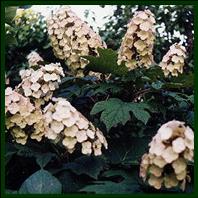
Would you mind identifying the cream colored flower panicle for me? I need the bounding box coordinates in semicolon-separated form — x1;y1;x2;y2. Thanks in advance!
17;63;65;105
140;120;194;191
47;6;106;76
117;10;155;70
160;43;187;77
43;97;108;155
27;51;44;67
5;87;45;144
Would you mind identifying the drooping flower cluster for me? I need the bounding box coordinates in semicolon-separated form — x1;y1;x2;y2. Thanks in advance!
5;87;45;144
46;6;106;76
27;51;44;67
17;63;65;106
43;97;108;155
159;43;187;77
117;10;155;70
140;120;194;190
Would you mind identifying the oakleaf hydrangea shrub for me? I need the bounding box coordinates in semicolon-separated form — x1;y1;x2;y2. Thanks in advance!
140;120;194;190
5;5;193;194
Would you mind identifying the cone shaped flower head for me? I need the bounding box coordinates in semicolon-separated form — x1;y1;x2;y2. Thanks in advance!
140;120;194;191
17;61;65;106
47;6;106;76
43;97;108;155
5;87;45;144
117;9;156;70
160;43;187;77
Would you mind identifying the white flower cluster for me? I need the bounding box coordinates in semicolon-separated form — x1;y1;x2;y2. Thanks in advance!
43;97;108;155
159;43;187;77
140;120;194;190
47;6;106;76
117;10;155;70
27;51;44;67
5;87;45;144
17;63;65;106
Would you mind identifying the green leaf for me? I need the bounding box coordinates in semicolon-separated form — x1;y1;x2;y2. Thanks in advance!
5;7;18;25
151;81;164;90
6;33;17;47
163;72;194;89
104;137;150;165
91;98;151;131
80;168;141;194
57;171;85;193
36;153;53;168
6;189;18;194
5;143;17;165
92;83;122;95
84;48;128;76
19;170;62;194
62;156;105;179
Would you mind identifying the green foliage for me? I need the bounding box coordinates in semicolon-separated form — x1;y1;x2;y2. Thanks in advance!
80;169;140;194
5;7;18;25
19;169;62;194
84;48;128;76
91;98;151;131
104;137;150;165
61;156;105;179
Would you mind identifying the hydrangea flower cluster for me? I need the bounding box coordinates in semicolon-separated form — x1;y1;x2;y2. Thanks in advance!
5;87;45;144
43;97;108;155
27;51;44;67
159;43;187;77
46;6;106;76
17;63;65;106
117;10;155;70
140;120;194;190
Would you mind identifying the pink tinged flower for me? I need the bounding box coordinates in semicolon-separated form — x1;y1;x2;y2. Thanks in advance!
30;82;41;92
172;137;186;153
62;117;76;127
158;126;173;140
24;88;32;97
43;73;52;82
62;137;77;149
162;146;179;163
40;84;48;94
64;125;78;137
76;130;87;143
50;120;64;133
81;141;92;155
86;129;95;139
139;21;152;31
149;142;165;156
184;127;194;141
5;87;13;95
7;103;20;114
76;118;89;130
45;128;58;140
